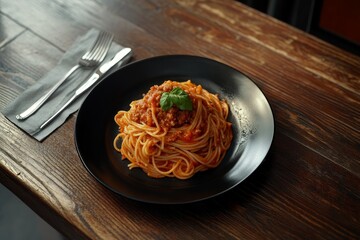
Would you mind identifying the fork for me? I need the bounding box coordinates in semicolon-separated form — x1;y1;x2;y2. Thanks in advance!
16;31;113;120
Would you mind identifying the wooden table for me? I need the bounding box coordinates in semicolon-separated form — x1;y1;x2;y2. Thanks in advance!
1;0;359;239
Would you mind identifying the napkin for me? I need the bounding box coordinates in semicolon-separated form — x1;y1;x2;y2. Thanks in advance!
1;28;131;141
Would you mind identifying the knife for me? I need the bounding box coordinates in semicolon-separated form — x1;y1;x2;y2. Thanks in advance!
39;47;132;129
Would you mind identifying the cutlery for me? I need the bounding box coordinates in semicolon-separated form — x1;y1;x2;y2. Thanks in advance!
16;31;113;120
39;47;132;129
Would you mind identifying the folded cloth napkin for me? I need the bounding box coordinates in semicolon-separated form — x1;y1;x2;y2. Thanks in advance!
2;28;132;141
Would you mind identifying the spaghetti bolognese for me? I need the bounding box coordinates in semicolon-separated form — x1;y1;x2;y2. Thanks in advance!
113;80;233;179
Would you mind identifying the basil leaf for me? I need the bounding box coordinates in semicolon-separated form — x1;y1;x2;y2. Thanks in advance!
160;87;193;111
177;96;193;110
160;92;173;111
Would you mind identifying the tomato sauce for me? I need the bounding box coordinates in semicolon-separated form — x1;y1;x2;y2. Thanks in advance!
129;81;195;128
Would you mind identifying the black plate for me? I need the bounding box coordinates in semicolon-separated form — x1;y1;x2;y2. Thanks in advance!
75;55;274;204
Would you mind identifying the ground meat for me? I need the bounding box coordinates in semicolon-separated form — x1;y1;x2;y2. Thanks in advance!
129;81;195;129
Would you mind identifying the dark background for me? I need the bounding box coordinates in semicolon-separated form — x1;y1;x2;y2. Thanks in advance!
238;0;360;55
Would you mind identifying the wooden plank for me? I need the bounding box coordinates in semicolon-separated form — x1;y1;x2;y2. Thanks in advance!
0;13;25;48
0;0;174;57
0;31;65;107
1;0;86;51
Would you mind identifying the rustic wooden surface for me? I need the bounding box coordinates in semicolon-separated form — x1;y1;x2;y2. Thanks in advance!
0;0;359;239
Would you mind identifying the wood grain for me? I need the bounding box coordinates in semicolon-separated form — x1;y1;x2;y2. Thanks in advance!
0;0;359;239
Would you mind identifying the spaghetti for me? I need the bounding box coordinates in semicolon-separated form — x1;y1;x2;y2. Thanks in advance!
113;80;233;179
